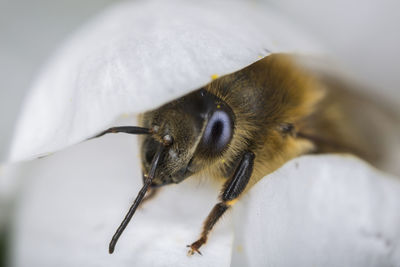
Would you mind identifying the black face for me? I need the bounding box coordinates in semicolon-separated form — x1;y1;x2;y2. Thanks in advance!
140;136;196;187
140;88;235;187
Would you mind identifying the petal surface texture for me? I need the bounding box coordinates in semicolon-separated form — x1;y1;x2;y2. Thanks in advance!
9;0;322;162
232;155;400;266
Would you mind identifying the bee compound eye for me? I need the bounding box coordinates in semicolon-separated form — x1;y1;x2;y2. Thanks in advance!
200;110;233;155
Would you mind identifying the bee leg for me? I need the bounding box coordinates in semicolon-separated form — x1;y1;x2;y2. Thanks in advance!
187;151;255;256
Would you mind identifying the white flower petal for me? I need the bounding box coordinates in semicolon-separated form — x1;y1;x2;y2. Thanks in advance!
232;155;400;266
9;0;322;162
11;143;400;266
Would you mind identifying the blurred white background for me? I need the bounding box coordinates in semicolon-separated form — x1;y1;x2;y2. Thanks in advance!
0;0;120;161
1;0;399;162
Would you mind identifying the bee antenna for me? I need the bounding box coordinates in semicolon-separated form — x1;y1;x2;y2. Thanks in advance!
108;143;165;254
89;126;151;140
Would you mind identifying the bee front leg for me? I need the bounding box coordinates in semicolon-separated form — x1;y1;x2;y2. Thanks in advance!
187;151;255;256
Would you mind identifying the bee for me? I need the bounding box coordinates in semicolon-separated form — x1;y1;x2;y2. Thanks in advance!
91;53;384;255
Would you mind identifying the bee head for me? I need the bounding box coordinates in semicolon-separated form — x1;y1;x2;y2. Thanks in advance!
140;88;235;187
107;87;235;254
